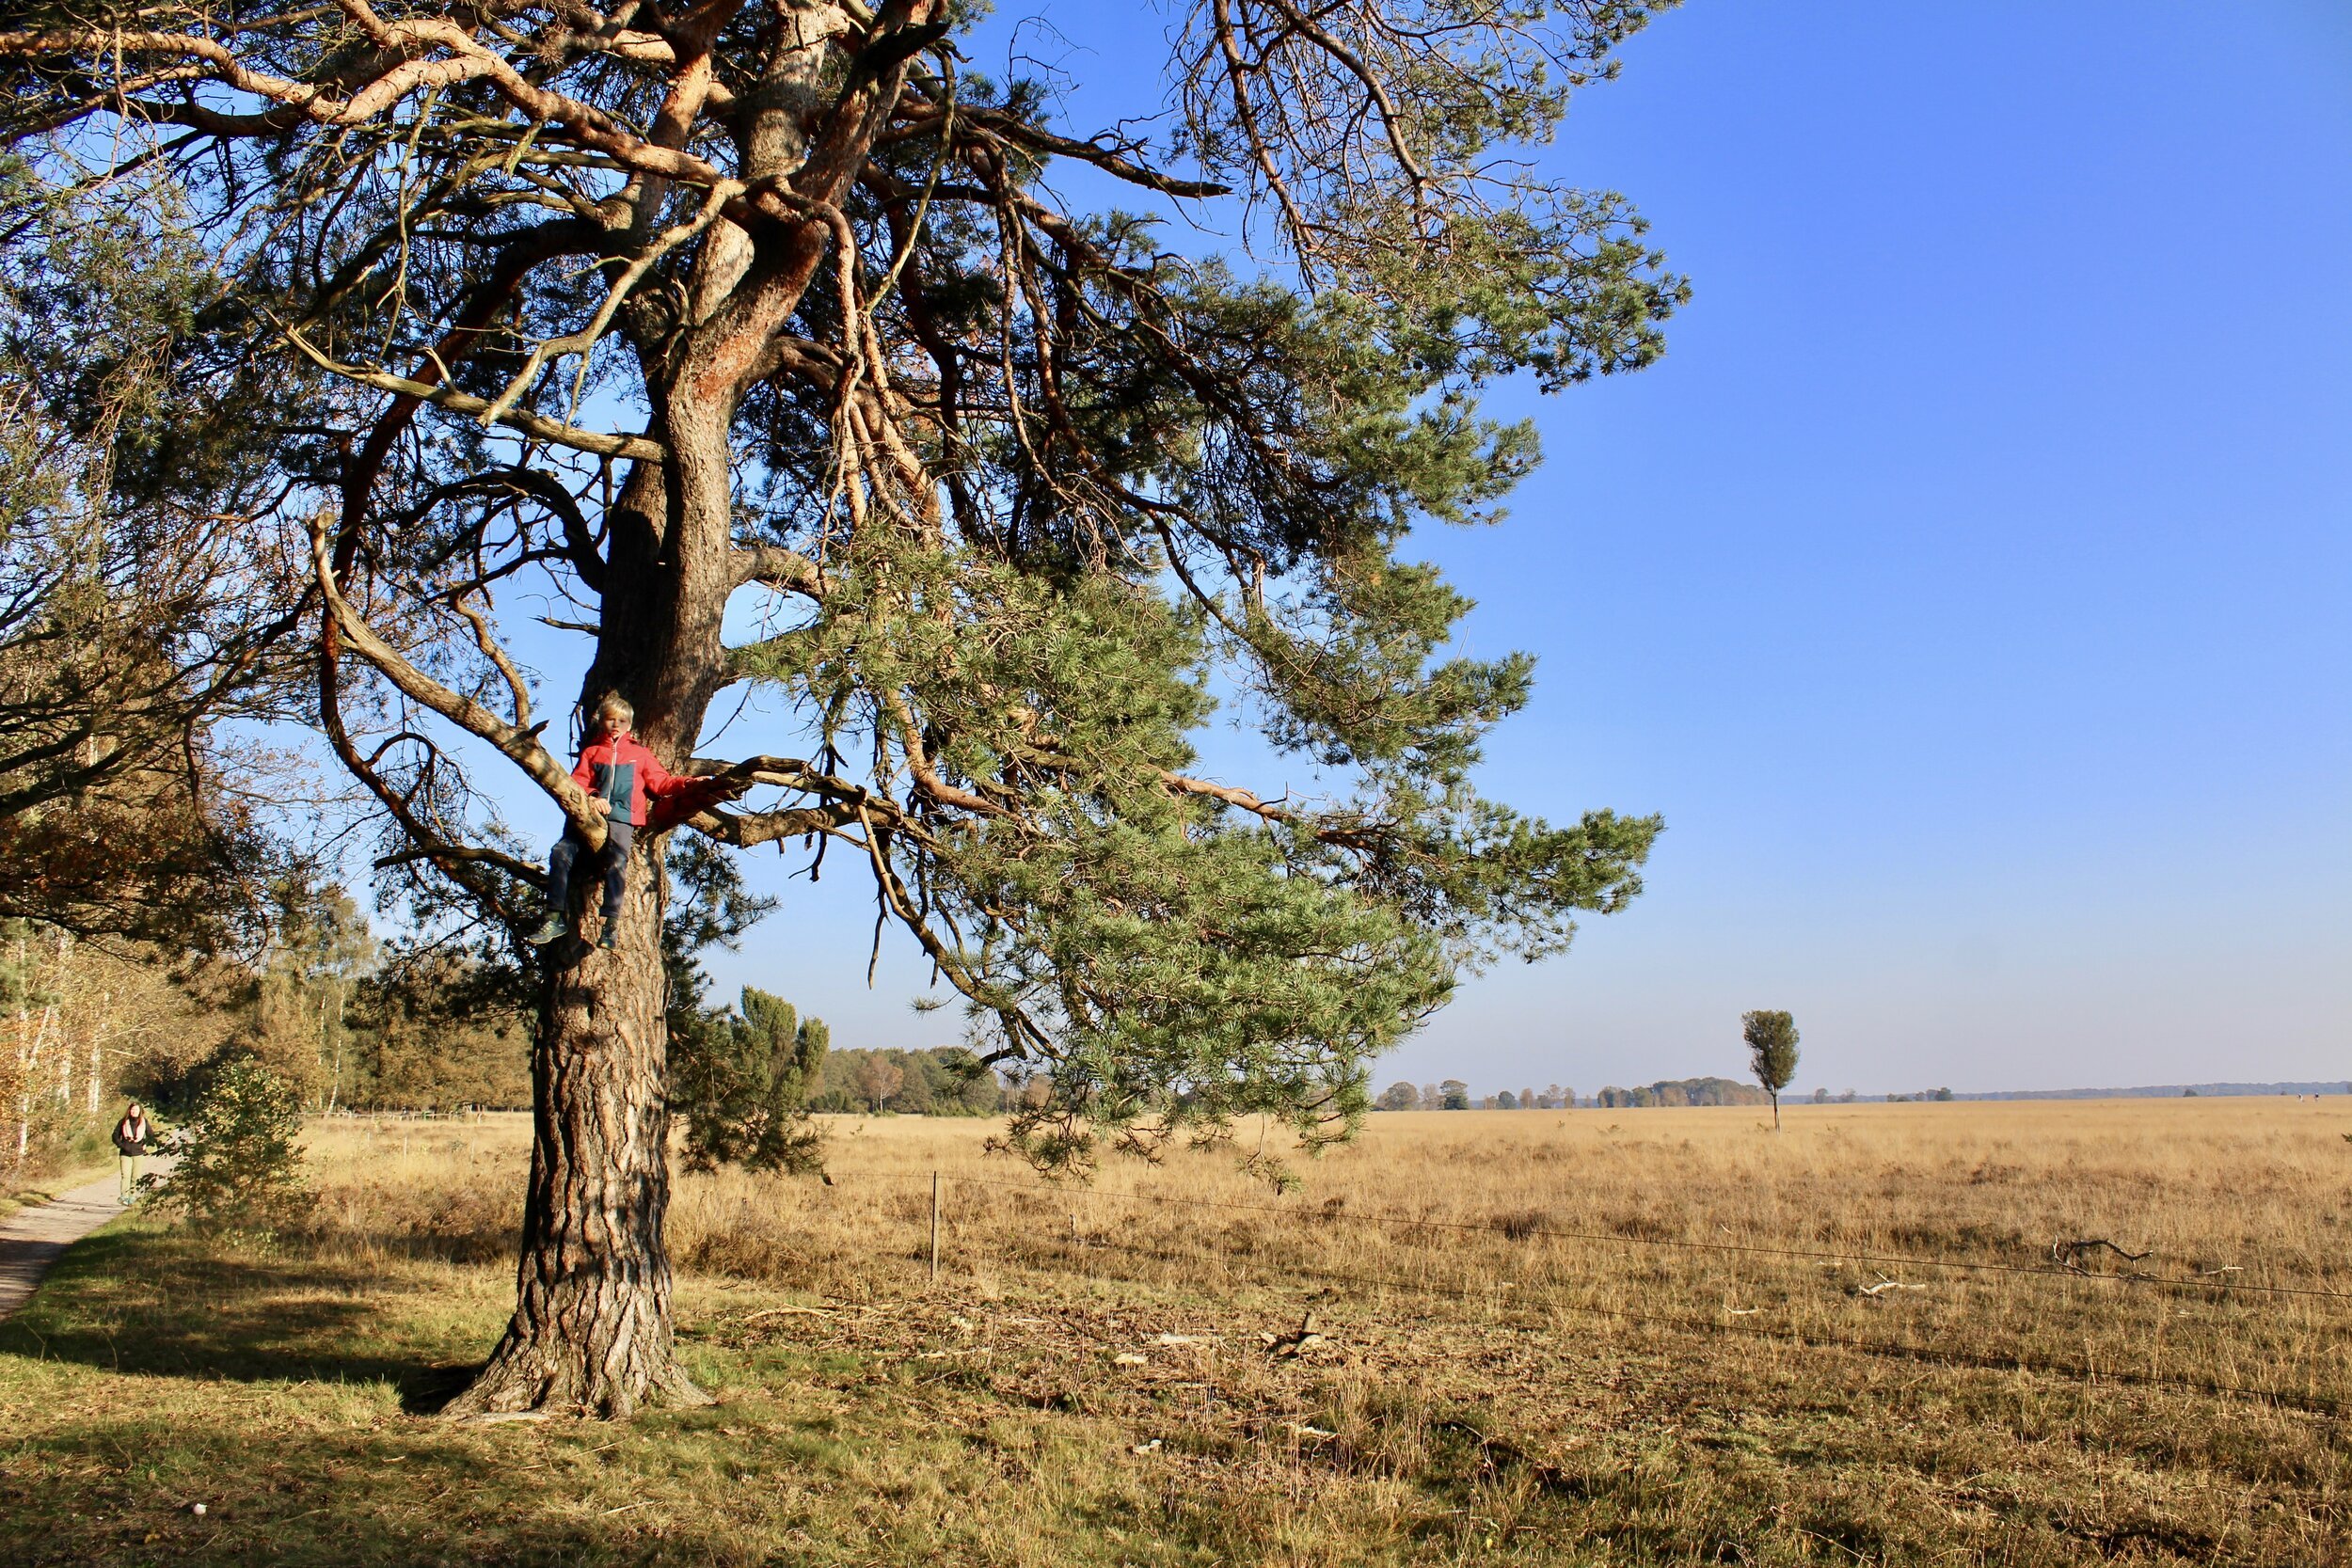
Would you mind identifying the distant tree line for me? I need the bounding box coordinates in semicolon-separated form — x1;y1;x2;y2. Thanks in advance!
8;860;1017;1154
1375;1081;1580;1112
1375;1075;1808;1110
1375;1079;2159;1111
801;1046;1008;1117
1593;1076;1770;1109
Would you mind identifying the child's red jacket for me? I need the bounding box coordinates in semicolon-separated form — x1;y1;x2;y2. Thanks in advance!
572;732;688;827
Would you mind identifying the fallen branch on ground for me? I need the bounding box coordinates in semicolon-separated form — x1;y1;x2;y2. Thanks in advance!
2052;1237;2153;1274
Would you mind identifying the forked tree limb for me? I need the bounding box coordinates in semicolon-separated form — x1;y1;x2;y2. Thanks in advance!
1253;0;1429;194
664;756;1043;1058
0;5;736;183
281;325;667;462
307;513;612;847
453;595;533;732
674;753;941;848
892;103;1232;200
315;514;956;868
318;646;548;907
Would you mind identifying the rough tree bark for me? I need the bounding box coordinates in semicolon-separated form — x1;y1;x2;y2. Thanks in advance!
449;434;737;1417
436;371;747;1414
367;1;903;1416
443;832;704;1418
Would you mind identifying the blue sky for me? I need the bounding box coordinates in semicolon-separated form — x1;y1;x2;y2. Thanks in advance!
1390;0;2352;1096
487;4;2352;1096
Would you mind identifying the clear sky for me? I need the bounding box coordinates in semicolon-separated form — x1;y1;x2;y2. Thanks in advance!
514;4;2352;1097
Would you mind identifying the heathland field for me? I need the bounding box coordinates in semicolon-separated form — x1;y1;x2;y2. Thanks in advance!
3;1099;2348;1565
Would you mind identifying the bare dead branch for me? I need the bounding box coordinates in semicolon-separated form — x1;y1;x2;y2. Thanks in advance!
281;325;666;462
2053;1238;2155;1274
306;513;610;846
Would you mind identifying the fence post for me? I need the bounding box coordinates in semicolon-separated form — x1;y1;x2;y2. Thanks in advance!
930;1170;941;1284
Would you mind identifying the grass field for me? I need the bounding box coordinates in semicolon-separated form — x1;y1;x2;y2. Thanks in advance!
3;1099;2348;1564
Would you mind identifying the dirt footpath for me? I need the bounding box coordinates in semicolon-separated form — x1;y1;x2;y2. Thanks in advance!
0;1175;126;1320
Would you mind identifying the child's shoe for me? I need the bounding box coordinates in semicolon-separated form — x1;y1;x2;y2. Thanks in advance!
525;912;570;945
596;927;621;951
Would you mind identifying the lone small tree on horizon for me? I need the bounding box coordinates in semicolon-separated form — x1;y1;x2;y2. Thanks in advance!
1743;1010;1801;1131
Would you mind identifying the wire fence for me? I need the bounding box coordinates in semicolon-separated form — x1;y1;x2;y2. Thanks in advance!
945;1172;2352;1304
849;1168;2352;1421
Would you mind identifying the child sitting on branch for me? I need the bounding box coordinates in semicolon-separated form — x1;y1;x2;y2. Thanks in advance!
528;694;732;949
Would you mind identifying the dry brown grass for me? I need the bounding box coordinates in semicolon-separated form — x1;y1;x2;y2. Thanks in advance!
12;1097;2337;1564
305;1097;2352;1413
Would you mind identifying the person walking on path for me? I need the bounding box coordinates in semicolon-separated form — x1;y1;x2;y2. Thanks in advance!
111;1101;154;1204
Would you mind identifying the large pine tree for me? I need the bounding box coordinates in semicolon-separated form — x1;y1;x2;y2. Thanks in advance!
3;0;1681;1418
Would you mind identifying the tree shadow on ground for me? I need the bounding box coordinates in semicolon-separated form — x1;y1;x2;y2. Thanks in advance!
0;1228;484;1414
0;1227;1042;1567
0;1411;796;1568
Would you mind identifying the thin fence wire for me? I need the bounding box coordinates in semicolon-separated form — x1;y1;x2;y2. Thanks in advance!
942;1173;2352;1305
730;1162;2349;1414
998;1226;2345;1420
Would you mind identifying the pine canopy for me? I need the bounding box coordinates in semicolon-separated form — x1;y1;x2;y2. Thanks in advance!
2;0;1683;1169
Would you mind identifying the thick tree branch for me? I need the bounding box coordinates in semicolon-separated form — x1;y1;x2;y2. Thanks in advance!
730;543;824;595
1255;0;1429;192
1158;768;1381;850
282;325;667;462
395;468;609;594
907;103;1232;200
453;594;533;732
679;754;942;847
681;800;858;847
306;514;611;847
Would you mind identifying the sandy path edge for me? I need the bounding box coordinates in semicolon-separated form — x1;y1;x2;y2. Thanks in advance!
0;1174;130;1321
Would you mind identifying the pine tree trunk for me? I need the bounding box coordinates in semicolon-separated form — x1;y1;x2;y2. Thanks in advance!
440;833;709;1420
436;16;890;1411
